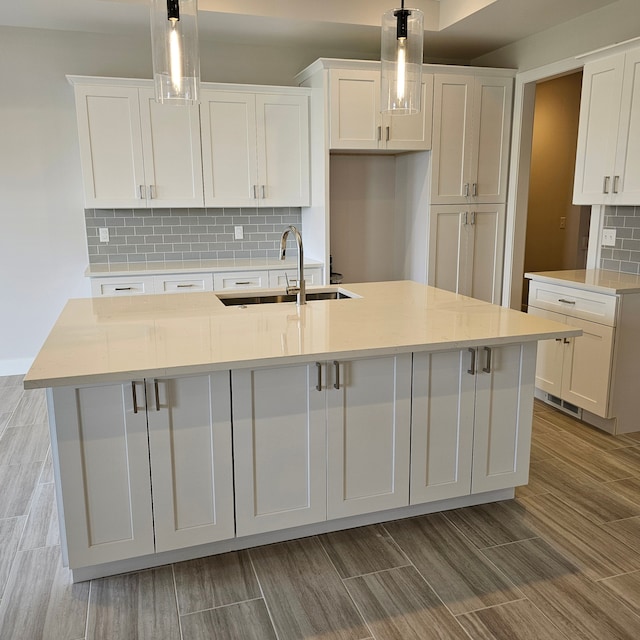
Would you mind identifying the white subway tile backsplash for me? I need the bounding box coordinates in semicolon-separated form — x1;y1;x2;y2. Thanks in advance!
85;207;303;265
600;206;640;273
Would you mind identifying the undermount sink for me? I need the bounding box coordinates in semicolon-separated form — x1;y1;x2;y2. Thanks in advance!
217;288;355;306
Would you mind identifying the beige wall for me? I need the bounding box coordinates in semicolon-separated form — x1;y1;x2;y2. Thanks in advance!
473;0;640;70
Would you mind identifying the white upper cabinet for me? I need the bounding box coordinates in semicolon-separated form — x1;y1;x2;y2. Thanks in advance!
431;75;512;204
201;89;310;208
329;68;433;151
428;203;505;303
72;81;203;209
574;48;640;205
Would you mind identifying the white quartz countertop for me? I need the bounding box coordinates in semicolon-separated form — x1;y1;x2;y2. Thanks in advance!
525;269;640;294
24;281;579;389
85;258;324;277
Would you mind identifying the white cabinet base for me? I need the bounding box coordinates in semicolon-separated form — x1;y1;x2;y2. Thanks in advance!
69;486;514;582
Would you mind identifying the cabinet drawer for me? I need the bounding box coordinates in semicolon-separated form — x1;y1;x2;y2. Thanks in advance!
153;274;213;293
268;267;323;288
213;271;269;290
91;276;154;297
528;281;617;326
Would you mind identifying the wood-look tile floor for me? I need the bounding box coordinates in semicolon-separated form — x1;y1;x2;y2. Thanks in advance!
2;376;640;639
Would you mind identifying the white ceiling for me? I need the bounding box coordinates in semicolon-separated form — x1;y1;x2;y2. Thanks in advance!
0;0;620;62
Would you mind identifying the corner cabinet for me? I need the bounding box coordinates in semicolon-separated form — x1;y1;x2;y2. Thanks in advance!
70;79;204;209
573;47;640;205
328;68;433;151
200;89;310;208
428;203;506;303
411;343;536;501
431;74;513;205
49;372;234;569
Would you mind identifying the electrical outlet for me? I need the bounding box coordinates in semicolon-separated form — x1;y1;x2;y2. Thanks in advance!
559;217;566;229
99;228;109;243
234;225;244;240
602;228;617;247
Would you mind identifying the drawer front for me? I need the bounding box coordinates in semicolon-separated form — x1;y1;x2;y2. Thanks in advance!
268;267;323;288
153;274;213;293
91;277;155;297
213;271;269;290
528;281;617;326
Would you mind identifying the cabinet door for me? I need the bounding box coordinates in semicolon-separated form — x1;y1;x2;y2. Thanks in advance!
232;363;326;536
527;307;566;396
49;383;154;568
201;91;259;207
411;350;475;504
561;316;614;417
469;76;512;204
74;85;146;208
327;355;411;519
138;88;204;207
146;373;235;552
256;94;310;206
465;204;505;303
386;75;434;151
428;205;466;294
614;48;640;204
472;342;536;493
573;54;625;205
329;69;381;150
431;75;474;203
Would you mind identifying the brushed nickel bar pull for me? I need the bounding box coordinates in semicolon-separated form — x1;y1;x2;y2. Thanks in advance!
316;362;322;392
463;211;468;225
176;284;194;288
333;361;340;389
261;185;266;199
386;125;390;141
558;298;576;304
472;182;478;197
252;185;258;199
377;125;382;141
132;381;139;414
555;338;563;342
467;348;476;375
235;281;252;286
470;211;476;225
482;346;492;373
139;185;146;199
613;175;620;193
603;175;610;194
563;337;571;344
464;183;470;197
154;379;160;411
115;287;133;291
149;184;156;199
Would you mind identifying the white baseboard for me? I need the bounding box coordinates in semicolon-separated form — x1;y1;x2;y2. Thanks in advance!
0;358;33;377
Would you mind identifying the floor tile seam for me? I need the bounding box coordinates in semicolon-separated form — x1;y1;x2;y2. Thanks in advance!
452;595;528;617
340;563;415;582
179;595;268;621
0;517;26;603
595;567;640;583
475;535;542;551
82;578;92;640
588;573;640;627
246;547;283;640
168;565;185;640
315;533;376;640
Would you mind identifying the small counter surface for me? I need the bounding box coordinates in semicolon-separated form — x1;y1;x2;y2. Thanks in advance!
25;281;578;389
85;258;324;278
525;269;640;295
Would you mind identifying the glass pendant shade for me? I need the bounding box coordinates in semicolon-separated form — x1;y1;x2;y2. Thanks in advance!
381;6;423;115
151;0;200;105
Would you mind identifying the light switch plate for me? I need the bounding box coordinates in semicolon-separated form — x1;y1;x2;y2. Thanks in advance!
602;228;617;247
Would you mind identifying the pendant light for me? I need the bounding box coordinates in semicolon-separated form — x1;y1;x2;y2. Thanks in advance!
150;0;200;105
380;1;424;115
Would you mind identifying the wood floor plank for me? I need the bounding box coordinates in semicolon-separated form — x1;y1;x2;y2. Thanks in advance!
522;458;640;523
181;599;277;640
529;440;558;463
249;537;370;640
457;599;569;640
39;447;54;484
87;565;180;639
7;389;47;427
344;565;469;640
516;493;640;580
0;385;24;413
605;446;640;476
0;461;42;518
602;516;640;553
537;412;636;450
599;570;640;618
19;482;59;550
483;538;640;640
0;545;89;640
444;500;540;548
0;516;26;600
0;423;49;466
173;550;261;615
384;514;523;615
319;524;410;579
0;375;24;388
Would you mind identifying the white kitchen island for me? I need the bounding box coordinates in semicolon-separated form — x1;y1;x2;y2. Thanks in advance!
25;281;578;581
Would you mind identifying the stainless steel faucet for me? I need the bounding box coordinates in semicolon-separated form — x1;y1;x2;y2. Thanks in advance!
279;225;306;305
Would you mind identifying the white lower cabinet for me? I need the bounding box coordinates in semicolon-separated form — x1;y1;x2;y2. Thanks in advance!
50;372;234;568
411;342;536;500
